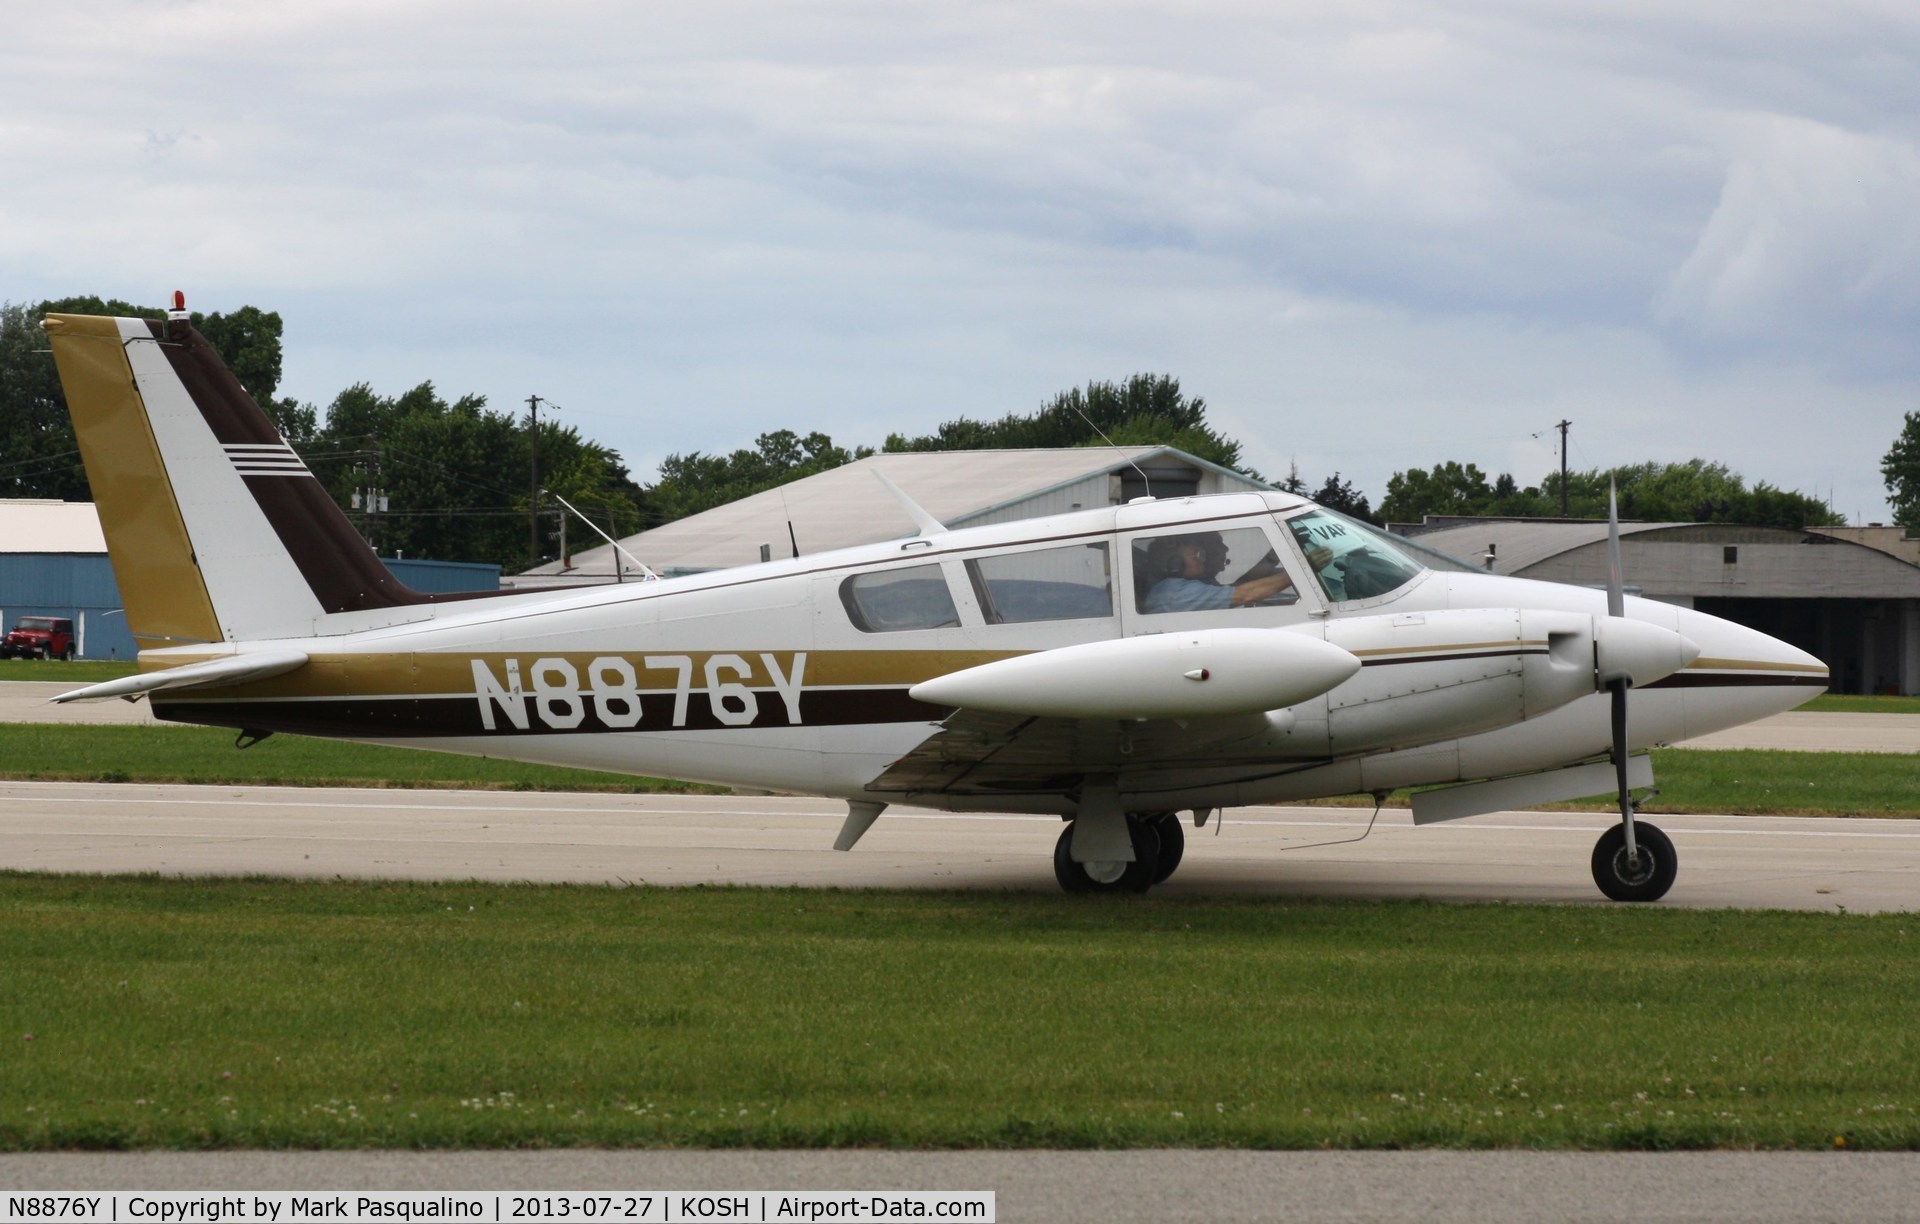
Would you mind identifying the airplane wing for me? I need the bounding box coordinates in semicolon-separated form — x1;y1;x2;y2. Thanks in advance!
868;706;1312;798
877;627;1358;797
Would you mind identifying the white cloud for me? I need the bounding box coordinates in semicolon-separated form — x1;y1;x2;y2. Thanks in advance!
1658;115;1920;356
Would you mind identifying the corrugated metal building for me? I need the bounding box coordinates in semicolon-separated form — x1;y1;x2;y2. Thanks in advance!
0;500;500;659
1401;517;1920;695
519;446;1266;583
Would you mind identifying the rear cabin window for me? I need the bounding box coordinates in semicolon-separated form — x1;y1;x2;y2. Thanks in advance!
840;565;961;632
967;543;1113;624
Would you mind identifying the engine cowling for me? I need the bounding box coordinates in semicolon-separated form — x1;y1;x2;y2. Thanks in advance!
1281;607;1697;757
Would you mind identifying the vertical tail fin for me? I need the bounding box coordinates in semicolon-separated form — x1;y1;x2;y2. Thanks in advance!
43;312;431;648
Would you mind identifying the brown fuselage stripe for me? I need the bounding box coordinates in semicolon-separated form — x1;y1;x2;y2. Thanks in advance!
156;688;950;737
1642;673;1830;689
1358;646;1549;667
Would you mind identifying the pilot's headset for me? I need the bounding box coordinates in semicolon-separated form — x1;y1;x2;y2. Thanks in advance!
1150;532;1225;577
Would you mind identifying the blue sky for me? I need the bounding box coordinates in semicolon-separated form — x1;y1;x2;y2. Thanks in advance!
5;1;1916;521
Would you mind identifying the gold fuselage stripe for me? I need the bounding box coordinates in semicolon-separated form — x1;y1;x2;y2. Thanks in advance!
1350;639;1548;658
1686;656;1829;675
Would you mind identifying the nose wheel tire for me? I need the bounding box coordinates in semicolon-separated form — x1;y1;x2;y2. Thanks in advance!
1054;820;1161;894
1591;821;1677;902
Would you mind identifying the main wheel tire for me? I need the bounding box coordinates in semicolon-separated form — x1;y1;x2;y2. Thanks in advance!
1053;820;1161;894
1148;813;1185;884
60;647;74;662
1591;821;1677;902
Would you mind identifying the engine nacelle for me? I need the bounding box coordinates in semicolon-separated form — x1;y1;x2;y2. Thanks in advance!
1280;607;1696;757
909;627;1361;720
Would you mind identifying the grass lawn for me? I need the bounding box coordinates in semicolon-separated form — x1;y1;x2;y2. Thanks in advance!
0;724;713;793
0;660;138;683
1638;749;1920;817
2;876;1915;1151
1801;694;1920;714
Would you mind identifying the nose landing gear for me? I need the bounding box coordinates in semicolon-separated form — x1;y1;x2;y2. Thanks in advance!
1591;820;1676;902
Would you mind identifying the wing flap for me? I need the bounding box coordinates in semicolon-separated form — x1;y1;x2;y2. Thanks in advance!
868;706;1314;796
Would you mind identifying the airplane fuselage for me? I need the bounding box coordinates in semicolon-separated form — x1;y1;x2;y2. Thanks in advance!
139;492;1824;817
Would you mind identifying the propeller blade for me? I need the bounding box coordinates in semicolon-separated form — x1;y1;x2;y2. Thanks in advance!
1606;479;1625;619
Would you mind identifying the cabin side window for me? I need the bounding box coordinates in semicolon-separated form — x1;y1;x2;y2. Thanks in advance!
840;564;961;632
1132;526;1299;613
966;542;1113;624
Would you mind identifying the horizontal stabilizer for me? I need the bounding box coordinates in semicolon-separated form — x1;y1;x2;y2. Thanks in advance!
1411;756;1655;825
51;651;310;704
909;628;1359;720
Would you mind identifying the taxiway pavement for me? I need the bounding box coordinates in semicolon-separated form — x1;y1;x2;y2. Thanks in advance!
3;780;1915;911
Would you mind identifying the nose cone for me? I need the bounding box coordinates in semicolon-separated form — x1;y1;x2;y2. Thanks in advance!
1663;606;1830;734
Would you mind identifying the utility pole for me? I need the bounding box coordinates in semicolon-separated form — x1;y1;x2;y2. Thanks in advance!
527;395;543;568
350;444;388;551
1556;419;1572;517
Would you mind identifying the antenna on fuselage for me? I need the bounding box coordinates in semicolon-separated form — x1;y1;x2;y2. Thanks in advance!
1067;402;1153;500
542;489;658;581
872;469;946;537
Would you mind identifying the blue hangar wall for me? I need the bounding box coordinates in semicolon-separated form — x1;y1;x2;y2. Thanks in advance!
0;554;500;660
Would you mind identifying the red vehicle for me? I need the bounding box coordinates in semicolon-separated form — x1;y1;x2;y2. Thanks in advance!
1;616;77;660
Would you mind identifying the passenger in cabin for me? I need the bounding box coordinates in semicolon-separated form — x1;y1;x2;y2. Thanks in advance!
1141;530;1329;613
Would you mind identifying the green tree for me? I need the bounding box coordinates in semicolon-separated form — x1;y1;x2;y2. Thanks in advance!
648;430;869;524
1378;461;1499;523
306;381;645;568
883;374;1250;473
1382;458;1839;528
1883;413;1920;530
1310;472;1375;522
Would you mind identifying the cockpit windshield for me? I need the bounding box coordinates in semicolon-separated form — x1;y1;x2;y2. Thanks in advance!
1283;509;1427;603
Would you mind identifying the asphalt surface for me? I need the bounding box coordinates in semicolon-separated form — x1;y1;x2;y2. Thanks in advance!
4;782;1919;910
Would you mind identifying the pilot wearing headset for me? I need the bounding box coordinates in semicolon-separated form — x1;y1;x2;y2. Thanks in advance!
1143;531;1329;613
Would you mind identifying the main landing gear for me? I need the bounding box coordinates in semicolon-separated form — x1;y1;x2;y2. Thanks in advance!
1053;811;1186;894
1591;820;1676;902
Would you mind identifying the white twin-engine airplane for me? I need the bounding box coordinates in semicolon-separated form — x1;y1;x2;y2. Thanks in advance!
43;306;1829;901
